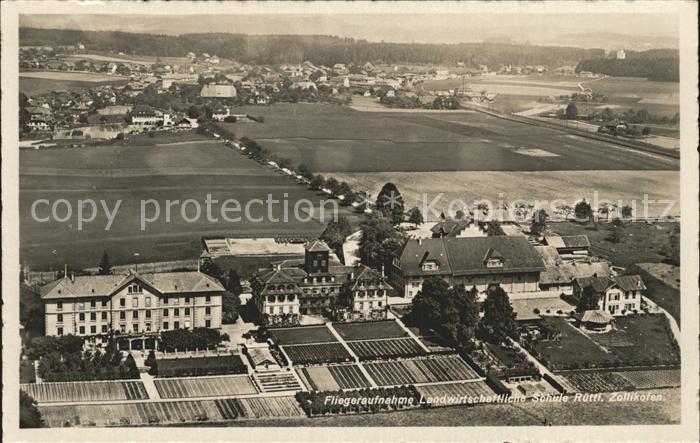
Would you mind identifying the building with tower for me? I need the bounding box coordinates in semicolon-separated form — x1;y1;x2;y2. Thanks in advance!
250;240;391;326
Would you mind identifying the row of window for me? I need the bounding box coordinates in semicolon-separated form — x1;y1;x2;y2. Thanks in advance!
302;274;334;284
57;319;213;336
609;292;637;301
355;290;386;297
60;307;212;323
265;306;297;315
357;301;383;310
55;295;213;311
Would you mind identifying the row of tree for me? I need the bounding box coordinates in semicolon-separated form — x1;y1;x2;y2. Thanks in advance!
20;27;604;67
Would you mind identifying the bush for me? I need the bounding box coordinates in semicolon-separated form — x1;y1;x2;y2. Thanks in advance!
160;328;224;352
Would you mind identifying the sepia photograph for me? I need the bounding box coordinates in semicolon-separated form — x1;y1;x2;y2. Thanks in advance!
2;1;698;440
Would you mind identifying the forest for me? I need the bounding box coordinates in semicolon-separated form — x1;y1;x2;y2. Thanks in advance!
576;49;679;81
20;27;605;67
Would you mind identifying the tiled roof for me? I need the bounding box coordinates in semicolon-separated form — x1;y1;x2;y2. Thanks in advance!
40;271;224;300
395;236;545;277
575;274;645;293
545;235;591;249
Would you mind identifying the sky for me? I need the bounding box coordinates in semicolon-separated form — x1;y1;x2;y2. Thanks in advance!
20;13;679;49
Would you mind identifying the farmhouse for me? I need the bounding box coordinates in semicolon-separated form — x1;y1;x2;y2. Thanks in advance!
543;235;591;258
40;270;224;349
388;236;545;298
250;240;391;325
210;103;230;121
573;275;646;315
200;83;237;98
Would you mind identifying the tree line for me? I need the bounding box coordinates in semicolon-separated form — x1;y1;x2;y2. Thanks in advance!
576;54;679;82
20;27;604;67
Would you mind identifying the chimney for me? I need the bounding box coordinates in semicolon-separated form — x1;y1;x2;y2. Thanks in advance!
418;238;422;246
380;264;385;277
64;264;68;279
70;271;75;282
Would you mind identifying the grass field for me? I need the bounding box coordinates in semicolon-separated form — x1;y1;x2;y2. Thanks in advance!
422;74;679;117
534;315;678;371
19;132;330;269
587;314;679;365
219;103;678;173
328;170;679;219
19;70;130;95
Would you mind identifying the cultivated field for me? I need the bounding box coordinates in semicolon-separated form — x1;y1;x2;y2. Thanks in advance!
364;355;480;386
347;337;427;360
154;375;259;399
21;380;148;403
270;326;338;345
415;381;495;405
221;103;678;173
332;320;407;341
281;343;353;365
37;395;303;427
422;74;679;117
19;70;130;95
298;364;372;391
559;371;635;393
328;170;679;219
615;369;681;390
19;133;328;269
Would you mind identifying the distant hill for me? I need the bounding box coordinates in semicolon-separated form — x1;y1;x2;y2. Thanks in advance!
576;49;679;82
555;32;678;52
20;27;605;68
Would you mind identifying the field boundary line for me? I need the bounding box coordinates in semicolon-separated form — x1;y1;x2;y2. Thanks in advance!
326;323;378;388
35;391;296;407
413;378;486;387
392;316;432;353
466;104;680;160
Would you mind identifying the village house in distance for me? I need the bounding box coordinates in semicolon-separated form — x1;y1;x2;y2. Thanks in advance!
40;270;224;350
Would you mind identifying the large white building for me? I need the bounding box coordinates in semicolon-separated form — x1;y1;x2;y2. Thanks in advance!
40;270;224;349
573;275;646;315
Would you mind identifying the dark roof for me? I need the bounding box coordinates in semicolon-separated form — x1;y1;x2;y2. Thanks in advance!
430;219;469;236
545;235;591;249
40;271;224;300
575;275;646;293
395;236;545;277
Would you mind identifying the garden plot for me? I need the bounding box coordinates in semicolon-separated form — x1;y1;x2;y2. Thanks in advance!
332;320;408;340
39;399;242;427
614;369;681;390
236;396;305;419
347;337;428;361
365;355;479;387
281;342;353;365
415;381;495;406
154;375;258;399
270;326;338;345
299;364;372;391
21;380;148;403
559;371;635;393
